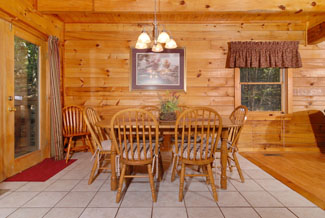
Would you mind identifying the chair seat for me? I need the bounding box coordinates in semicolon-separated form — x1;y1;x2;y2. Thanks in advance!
101;139;111;151
122;143;157;160
172;143;212;159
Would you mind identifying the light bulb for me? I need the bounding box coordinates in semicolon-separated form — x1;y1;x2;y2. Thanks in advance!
152;43;163;52
137;31;151;44
135;41;148;49
157;31;170;43
165;38;177;49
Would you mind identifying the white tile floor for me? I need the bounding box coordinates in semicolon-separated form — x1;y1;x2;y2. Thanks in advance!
0;152;324;218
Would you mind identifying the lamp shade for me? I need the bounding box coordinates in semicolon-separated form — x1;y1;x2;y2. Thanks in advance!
135;41;148;49
157;31;170;43
152;43;163;52
165;38;177;49
137;31;151;43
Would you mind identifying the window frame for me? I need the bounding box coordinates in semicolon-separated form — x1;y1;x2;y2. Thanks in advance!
235;68;293;115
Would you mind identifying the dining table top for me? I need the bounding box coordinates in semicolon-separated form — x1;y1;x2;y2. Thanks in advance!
96;116;239;129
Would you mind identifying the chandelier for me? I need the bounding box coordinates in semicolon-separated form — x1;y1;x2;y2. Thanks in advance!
135;0;177;52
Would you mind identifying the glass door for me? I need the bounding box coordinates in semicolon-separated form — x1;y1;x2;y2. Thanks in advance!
0;21;49;181
14;36;40;158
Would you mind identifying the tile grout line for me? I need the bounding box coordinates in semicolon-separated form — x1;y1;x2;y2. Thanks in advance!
228;177;262;218
1;153;322;217
4;207;19;218
3;158;82;218
42;158;90;218
246;178;299;218
76;176;106;218
239;156;300;218
204;169;226;217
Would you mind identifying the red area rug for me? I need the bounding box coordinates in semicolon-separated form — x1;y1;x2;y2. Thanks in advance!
5;158;77;182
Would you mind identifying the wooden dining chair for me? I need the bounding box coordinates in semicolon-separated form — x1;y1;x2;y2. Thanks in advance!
177;105;190;117
171;106;203;182
217;105;248;182
140;105;164;146
83;107;112;184
110;108;160;202
62;105;93;163
140;105;160;119
172;107;222;202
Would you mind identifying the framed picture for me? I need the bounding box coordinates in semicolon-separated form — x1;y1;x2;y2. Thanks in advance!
130;48;186;91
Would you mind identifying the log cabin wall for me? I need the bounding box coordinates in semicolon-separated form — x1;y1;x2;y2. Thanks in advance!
64;23;325;152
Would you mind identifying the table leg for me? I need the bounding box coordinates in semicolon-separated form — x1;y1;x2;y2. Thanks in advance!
220;128;228;189
162;135;171;151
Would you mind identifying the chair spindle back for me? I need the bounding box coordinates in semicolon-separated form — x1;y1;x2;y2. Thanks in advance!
83;107;108;150
228;105;248;148
62;105;87;136
140;105;160;119
110;109;159;162
175;107;222;162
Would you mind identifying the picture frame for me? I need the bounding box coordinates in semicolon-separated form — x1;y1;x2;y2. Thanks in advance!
130;48;186;91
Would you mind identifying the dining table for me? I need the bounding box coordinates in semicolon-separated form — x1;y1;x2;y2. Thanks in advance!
96;116;240;191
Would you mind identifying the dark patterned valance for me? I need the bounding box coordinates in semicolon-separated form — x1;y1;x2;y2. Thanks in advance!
226;41;302;68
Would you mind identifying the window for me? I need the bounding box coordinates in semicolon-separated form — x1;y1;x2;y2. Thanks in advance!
14;36;40;158
235;68;292;113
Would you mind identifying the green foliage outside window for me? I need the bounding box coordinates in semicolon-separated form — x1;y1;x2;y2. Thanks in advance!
14;36;39;157
240;68;282;111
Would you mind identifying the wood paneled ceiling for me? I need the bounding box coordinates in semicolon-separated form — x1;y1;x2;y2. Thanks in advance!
38;0;325;13
36;0;325;27
51;12;324;25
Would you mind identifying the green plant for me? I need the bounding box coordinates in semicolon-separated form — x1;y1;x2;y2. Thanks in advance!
159;91;180;114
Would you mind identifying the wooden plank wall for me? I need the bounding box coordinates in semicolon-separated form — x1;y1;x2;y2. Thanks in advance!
64;23;325;151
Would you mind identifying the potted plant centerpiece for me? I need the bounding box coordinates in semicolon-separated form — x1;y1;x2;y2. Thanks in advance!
159;91;180;121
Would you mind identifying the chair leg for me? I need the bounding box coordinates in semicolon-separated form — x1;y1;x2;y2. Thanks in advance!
179;163;186;202
147;164;157;202
171;155;178;182
85;135;94;154
207;163;218;202
233;152;245;183
158;152;164;181
63;137;68;147
88;154;98;185
116;163;127;203
65;137;73;163
227;158;233;172
202;166;209;184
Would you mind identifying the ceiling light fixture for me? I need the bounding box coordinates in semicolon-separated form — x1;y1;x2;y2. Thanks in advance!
135;0;177;52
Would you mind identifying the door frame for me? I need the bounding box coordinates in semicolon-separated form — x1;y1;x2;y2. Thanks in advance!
0;19;50;181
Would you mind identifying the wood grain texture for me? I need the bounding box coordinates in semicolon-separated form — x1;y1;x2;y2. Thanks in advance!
0;19;10;182
0;0;64;38
54;12;325;25
38;0;93;12
37;0;325;12
0;0;64;181
241;152;325;209
64;23;325;151
308;22;325;44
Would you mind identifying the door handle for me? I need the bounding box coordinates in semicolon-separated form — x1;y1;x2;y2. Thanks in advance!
8;107;16;112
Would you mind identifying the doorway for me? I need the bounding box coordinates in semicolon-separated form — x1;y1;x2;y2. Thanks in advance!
0;19;50;181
